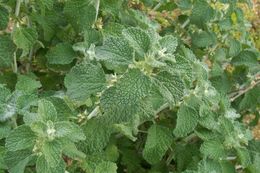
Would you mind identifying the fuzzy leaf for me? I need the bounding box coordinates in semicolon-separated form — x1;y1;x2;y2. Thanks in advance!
55;121;86;142
94;161;117;173
143;125;173;164
153;71;184;105
4;150;32;173
15;75;41;94
200;140;226;160
38;99;57;122
231;50;258;67
100;69;151;122
174;104;199;137
42;140;63;168
0;35;16;68
95;37;134;71
190;0;214;28
0;6;9;30
122;27;151;57
6;125;37;151
46;43;77;65
81;116;113;154
12;27;38;53
36;155;65;173
64;62;106;102
192;31;216;48
159;35;178;54
64;0;96;32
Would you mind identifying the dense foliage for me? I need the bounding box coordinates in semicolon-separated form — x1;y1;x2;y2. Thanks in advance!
0;0;259;172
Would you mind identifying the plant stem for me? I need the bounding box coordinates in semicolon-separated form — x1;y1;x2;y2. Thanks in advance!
155;103;169;115
87;106;100;120
94;0;100;21
15;0;22;17
11;116;17;128
13;52;18;73
153;2;162;11
13;0;22;73
166;150;175;166
230;76;260;102
181;19;190;29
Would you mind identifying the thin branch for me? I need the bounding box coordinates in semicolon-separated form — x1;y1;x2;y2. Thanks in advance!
229;76;260;102
87;106;100;120
13;51;18;73
11;116;17;128
15;0;22;17
94;0;100;22
153;2;162;11
155;103;169;115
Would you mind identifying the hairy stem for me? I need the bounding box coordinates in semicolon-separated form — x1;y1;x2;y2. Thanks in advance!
94;0;100;21
230;76;260;102
11;116;17;128
15;0;22;17
153;2;162;11
13;52;18;73
87;106;100;120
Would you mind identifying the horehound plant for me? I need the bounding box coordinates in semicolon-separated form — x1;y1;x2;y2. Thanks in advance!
0;0;259;173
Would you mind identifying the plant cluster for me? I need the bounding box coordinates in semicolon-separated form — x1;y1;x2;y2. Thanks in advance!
0;0;259;173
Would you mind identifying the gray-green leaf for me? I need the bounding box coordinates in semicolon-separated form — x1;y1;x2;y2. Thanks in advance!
64;62;106;102
6;125;37;151
143;125;173;164
38;99;57;122
46;43;77;65
12;27;38;53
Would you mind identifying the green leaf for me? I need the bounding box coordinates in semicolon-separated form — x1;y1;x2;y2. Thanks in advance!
153;71;184;105
0;93;17;122
0;85;11;103
31;11;59;41
0;6;9;30
55;121;86;142
239;86;260;111
143;125;173;164
64;0;96;32
38;0;54;10
0;35;16;68
4;149;32;173
190;0;214;28
46;43;77;65
38;99;57;122
15;75;41;94
95;36;134;71
159;35;178;54
228;39;241;57
100;69;151;122
62;142;86;159
231;50;258;67
122;27;151;57
200;140;226;160
0;146;6;169
94;161;117;173
81;115;113;154
6;125;37;151
45;96;74;121
174;103;199;137
191;31;216;48
0;122;11;139
236;147;252;168
197;159;222;173
64;62;106;102
113;123;137;142
36;155;65;173
42;140;62;168
12;27;38;53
